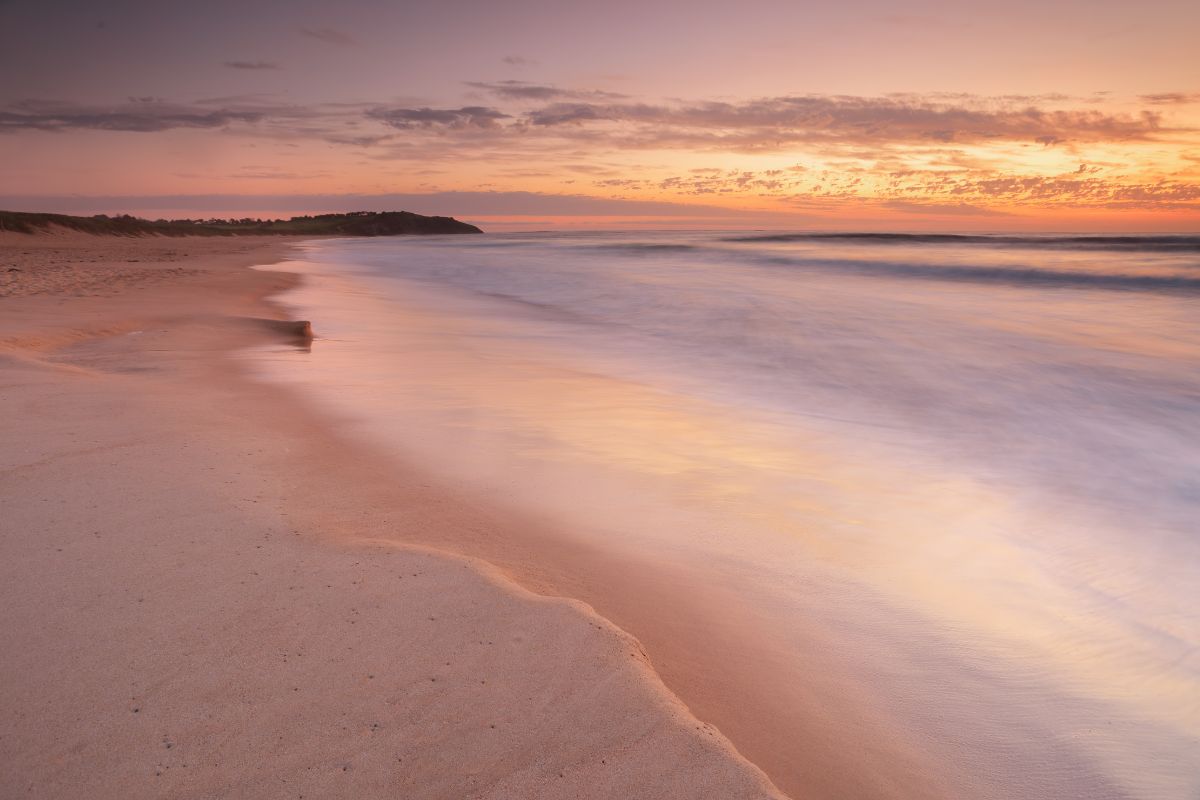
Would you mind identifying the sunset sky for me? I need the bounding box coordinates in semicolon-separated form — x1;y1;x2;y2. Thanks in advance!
2;0;1198;230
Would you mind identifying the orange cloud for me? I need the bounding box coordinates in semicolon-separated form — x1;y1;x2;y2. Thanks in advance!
2;88;1195;227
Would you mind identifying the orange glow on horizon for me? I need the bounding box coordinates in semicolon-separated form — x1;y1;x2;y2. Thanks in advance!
1;2;1196;230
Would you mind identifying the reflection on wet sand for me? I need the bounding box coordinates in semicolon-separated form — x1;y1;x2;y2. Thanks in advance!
249;232;1200;799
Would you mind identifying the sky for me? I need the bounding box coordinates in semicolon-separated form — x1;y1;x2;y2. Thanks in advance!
1;0;1198;230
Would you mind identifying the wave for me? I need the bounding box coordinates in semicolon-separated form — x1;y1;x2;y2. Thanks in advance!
764;255;1200;293
722;233;1200;252
581;243;700;254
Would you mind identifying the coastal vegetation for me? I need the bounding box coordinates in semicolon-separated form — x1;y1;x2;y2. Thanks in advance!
0;210;482;237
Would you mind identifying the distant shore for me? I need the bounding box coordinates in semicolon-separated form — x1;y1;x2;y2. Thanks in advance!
0;209;482;237
0;230;780;799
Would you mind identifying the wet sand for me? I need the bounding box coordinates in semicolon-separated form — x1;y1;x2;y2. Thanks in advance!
242;234;1200;800
0;231;782;799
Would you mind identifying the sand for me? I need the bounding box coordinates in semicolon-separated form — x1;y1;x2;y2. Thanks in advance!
0;232;783;799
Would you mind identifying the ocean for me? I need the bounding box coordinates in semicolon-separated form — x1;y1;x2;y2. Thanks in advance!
247;230;1200;799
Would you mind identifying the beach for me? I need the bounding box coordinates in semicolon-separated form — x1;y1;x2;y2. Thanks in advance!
3;229;1198;800
5;0;1197;794
247;232;1200;800
0;232;782;799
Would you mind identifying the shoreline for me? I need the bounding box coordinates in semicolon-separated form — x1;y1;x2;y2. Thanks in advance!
253;234;1200;800
0;232;782;799
253;241;964;800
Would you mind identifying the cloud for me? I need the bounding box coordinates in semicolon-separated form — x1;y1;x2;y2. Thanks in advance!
527;102;607;126
621;160;1200;210
520;94;1167;150
5;91;1179;155
300;26;355;45
465;81;566;101
367;106;510;130
501;55;536;67
0;99;264;133
876;169;1200;209
466;81;626;102
193;92;284;106
5;88;1194;215
1138;92;1200;105
224;60;280;70
643;169;795;196
0;97;382;145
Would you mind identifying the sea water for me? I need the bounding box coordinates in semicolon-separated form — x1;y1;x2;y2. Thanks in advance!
248;231;1200;799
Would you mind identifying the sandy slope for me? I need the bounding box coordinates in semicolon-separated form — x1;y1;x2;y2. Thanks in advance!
0;232;782;799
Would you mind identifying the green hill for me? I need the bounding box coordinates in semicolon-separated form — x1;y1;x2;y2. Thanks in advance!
0;210;482;237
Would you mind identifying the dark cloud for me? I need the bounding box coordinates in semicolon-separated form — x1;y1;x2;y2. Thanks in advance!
1138;92;1200;105
224;60;280;70
520;95;1165;149
0;100;263;133
3;91;1178;156
300;26;354;45
466;81;626;102
368;106;510;130
501;55;536;67
527;102;607;126
465;81;565;101
193;92;284;106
